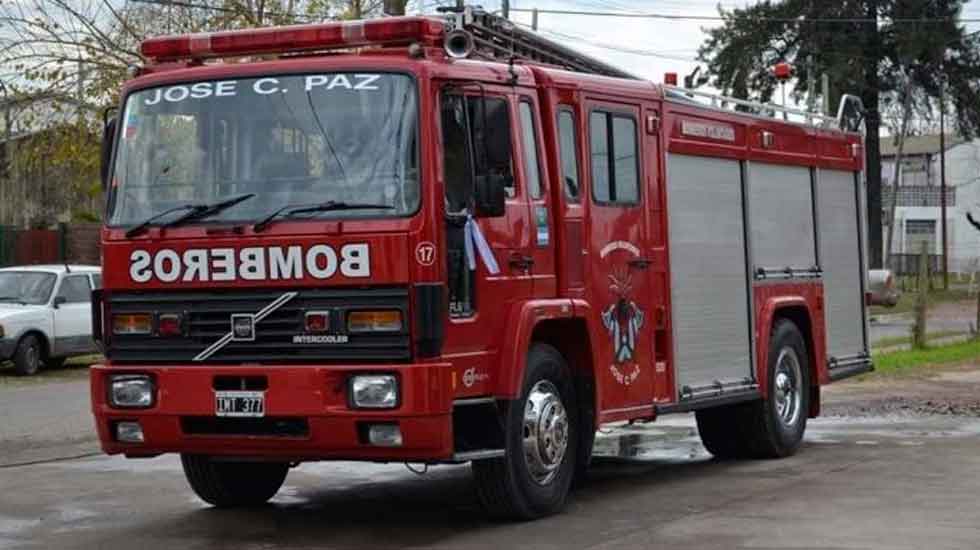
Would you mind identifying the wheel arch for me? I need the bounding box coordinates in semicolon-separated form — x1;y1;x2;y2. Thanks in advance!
15;328;50;359
495;300;599;431
757;299;824;418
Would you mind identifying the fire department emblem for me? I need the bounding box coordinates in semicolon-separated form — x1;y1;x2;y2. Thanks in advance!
600;242;645;386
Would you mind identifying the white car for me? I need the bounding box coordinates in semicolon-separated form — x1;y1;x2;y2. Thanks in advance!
0;265;102;375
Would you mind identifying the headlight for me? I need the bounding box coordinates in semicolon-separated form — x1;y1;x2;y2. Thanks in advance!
109;375;154;408
347;310;402;333
350;374;399;409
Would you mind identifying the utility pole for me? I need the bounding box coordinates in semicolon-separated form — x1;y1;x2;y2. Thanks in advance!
502;0;509;19
940;70;950;290
822;73;830;116
806;55;816;115
531;7;538;30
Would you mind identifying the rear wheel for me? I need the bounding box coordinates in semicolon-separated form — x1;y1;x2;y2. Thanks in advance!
473;344;578;520
180;455;288;508
13;335;43;376
695;319;810;459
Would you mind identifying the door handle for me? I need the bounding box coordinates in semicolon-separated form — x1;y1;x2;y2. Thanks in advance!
628;258;652;270
509;253;535;271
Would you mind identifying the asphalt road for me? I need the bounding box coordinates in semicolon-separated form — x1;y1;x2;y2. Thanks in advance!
3;400;980;549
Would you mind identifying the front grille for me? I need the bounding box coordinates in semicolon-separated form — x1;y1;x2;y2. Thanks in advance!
107;287;410;364
181;416;309;438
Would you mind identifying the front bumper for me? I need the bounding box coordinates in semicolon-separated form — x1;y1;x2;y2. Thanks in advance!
90;362;454;461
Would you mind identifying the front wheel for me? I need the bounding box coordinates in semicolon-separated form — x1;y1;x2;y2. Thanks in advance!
472;344;578;520
180;455;288;508
13;335;43;376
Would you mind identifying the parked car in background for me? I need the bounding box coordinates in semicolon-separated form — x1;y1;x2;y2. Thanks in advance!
0;265;102;375
868;268;901;307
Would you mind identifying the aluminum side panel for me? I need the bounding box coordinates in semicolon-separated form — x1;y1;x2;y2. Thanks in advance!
666;154;753;396
748;163;817;270
817;169;867;360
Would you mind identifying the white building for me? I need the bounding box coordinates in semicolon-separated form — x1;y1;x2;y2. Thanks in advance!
881;134;980;275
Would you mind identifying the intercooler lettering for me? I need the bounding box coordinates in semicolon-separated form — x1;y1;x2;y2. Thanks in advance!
129;244;371;283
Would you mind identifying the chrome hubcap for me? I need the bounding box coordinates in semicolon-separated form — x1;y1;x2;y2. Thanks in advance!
773;347;802;427
25;346;38;369
523;380;569;486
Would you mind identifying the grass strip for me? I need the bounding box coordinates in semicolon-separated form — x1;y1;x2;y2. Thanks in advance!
873;338;980;374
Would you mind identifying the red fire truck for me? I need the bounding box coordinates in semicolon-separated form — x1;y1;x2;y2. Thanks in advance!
90;7;871;519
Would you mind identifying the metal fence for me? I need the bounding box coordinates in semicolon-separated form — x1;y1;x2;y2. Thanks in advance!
0;225;64;266
887;253;942;277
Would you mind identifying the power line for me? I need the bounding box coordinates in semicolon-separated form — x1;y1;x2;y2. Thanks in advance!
129;0;315;22
509;7;980;24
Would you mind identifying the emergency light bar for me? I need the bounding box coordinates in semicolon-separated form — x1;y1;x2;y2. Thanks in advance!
141;16;445;62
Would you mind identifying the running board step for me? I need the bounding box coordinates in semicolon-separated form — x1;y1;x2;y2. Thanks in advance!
451;449;505;462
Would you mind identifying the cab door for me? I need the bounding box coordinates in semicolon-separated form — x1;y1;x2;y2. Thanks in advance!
437;85;535;396
585;101;655;415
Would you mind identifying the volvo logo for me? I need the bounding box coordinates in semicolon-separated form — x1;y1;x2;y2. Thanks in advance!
231;314;255;341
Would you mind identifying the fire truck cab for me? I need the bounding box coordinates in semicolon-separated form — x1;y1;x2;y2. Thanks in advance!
91;8;870;519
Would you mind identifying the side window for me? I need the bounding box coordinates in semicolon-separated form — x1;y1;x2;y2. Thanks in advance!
519;101;543;199
590;110;640;205
440;92;516;317
91;274;103;289
57;276;91;304
557;109;580;201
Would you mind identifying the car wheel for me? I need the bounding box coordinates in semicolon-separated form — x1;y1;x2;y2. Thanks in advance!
13;335;43;376
472;343;578;520
180;455;289;508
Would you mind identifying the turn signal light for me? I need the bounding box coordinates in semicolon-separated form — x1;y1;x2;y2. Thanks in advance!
347;310;402;333
113;313;152;335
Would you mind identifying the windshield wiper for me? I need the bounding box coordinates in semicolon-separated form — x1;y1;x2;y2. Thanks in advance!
253;201;394;233
0;296;27;305
125;194;256;238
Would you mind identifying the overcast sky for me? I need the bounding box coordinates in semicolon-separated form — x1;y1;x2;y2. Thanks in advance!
435;0;980;84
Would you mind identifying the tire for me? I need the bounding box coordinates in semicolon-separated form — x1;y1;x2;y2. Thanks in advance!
742;319;810;458
45;357;67;369
695;402;748;460
473;343;578;520
695;319;810;460
13;335;43;376
180;455;288;508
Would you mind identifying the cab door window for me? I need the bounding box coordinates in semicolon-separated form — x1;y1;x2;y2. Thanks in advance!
519;100;543;199
440;92;515;316
590;111;639;205
557;109;581;201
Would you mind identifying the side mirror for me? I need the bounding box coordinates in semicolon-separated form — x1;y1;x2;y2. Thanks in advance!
474;174;508;217
100;114;117;190
53;296;67;309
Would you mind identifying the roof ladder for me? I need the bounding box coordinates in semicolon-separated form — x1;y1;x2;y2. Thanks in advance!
438;6;639;80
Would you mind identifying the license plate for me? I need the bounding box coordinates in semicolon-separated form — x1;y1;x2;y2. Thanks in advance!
215;391;265;418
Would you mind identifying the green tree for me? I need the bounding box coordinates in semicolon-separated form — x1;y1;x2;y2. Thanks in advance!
697;0;980;268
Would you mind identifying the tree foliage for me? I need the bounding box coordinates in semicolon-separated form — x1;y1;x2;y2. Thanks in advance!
697;0;980;268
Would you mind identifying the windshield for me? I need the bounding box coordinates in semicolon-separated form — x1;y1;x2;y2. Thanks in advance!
108;73;419;226
0;272;56;305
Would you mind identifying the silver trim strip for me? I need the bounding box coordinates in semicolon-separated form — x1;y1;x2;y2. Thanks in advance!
192;291;299;362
